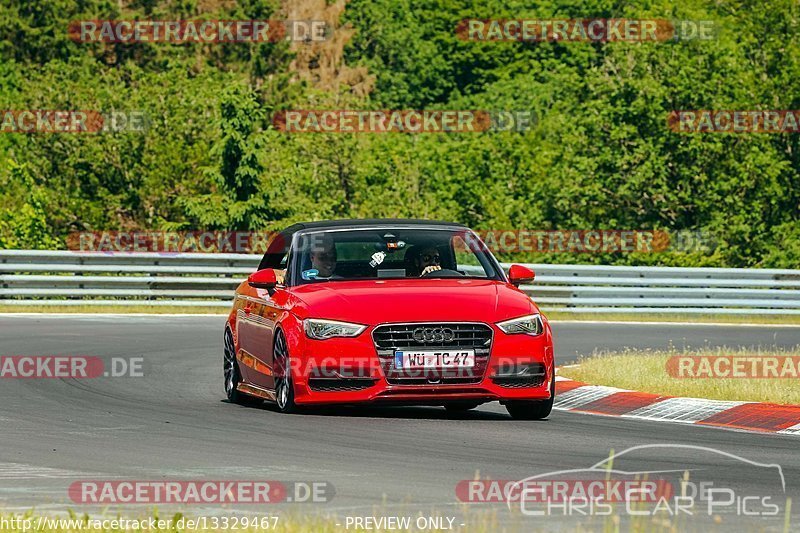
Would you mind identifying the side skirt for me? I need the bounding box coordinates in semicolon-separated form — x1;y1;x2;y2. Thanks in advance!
236;382;277;402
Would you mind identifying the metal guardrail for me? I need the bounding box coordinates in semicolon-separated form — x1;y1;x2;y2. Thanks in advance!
2;250;800;314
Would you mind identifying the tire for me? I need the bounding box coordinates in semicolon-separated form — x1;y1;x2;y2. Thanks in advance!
224;328;260;405
273;329;298;414
444;402;480;413
505;373;556;420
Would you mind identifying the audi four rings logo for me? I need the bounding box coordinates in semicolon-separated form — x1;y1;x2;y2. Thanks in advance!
412;327;455;343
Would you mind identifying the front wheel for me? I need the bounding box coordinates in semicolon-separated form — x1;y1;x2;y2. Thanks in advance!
505;373;555;420
273;330;298;414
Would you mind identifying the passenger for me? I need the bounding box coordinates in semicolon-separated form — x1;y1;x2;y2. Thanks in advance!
309;237;338;279
274;237;338;284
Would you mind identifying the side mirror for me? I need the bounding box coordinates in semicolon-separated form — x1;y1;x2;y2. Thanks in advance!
248;269;278;292
508;264;535;287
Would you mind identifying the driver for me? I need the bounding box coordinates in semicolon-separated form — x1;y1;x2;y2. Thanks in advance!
408;245;443;277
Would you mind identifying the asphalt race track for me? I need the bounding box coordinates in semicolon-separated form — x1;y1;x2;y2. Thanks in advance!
1;315;798;531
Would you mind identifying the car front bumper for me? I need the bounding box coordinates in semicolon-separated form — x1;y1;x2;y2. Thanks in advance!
290;323;554;405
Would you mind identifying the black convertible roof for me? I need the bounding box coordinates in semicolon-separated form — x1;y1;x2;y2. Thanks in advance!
281;218;466;233
258;219;466;269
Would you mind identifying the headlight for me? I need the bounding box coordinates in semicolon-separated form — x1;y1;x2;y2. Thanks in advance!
496;314;544;336
304;319;367;340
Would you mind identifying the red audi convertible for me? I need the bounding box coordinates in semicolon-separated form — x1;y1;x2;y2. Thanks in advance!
224;219;555;419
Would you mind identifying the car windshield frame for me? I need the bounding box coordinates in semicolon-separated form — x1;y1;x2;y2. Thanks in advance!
285;225;506;286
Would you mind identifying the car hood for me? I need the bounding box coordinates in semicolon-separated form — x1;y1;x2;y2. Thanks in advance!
288;279;537;324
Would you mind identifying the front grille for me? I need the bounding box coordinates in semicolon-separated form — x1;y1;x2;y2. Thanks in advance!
372;323;493;385
308;378;377;392
373;323;492;349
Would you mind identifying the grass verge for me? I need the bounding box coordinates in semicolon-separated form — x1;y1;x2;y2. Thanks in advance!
0;508;790;533
558;347;800;405
0;512;351;533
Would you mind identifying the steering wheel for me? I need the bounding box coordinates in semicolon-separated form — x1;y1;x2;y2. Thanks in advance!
420;268;464;278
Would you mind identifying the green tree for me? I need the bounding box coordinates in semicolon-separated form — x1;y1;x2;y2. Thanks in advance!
0;159;59;248
182;85;285;230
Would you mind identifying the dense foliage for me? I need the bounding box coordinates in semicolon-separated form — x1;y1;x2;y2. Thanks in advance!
0;0;798;267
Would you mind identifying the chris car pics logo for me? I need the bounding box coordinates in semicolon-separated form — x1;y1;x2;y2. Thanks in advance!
504;445;786;518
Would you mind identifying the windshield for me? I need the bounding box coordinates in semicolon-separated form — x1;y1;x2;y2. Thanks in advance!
290;227;503;285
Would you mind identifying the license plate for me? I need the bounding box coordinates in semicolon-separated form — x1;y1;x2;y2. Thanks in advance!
394;350;475;369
